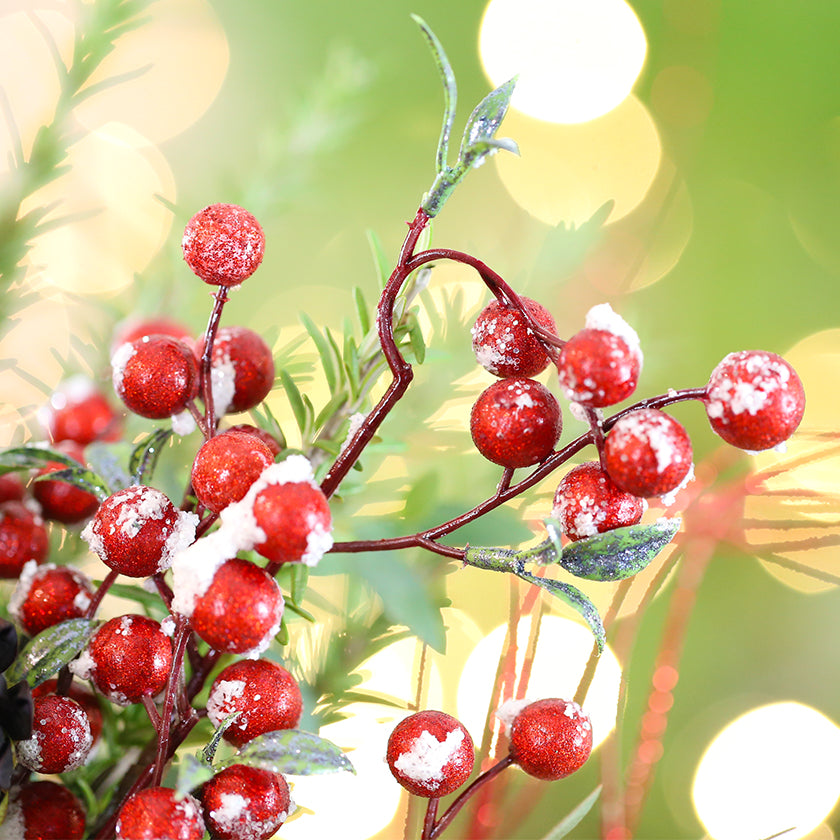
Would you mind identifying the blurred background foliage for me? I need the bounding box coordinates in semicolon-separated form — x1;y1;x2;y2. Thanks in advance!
1;0;839;838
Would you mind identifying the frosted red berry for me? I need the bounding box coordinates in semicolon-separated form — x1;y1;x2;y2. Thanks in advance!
191;430;274;513
705;350;806;451
112;335;200;420
31;442;100;525
112;316;192;354
82;485;197;577
16;693;93;774
182;203;265;287
3;781;86;840
470;378;562;468
552;462;645;541
196;326;275;415
471;296;557;378
386;710;475;798
33;679;103;744
509;698;593;780
604;409;693;499
39;376;122;445
116;787;205;840
200;764;292;840
0;501;49;578
9;561;93;636
226;423;283;457
0;472;26;503
207;658;302;748
72;614;173;705
192;558;284;655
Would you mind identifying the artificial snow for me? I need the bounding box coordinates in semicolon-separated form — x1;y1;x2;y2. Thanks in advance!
394;727;466;789
585;303;643;365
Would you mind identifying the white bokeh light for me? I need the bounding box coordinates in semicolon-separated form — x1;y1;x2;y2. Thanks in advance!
479;0;647;124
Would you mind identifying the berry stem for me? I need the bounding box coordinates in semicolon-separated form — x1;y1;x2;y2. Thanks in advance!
421;798;439;840
141;696;161;733
199;286;230;438
85;568;119;619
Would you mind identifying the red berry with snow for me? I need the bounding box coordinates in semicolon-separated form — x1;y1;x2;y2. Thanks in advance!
182;203;265;287
196;326;275;415
552;462;646;541
72;614;173;705
116;787;205;840
207;658;302;747
470;378;562;468
39;376;122;445
16;693;93;774
33;679;103;744
191;430;275;513
192;558;284;655
509;698;593;780
200;764;292;840
112;335;200;420
31;442;100;525
9;561;93;636
604;409;693;499
704;350;806;451
82;485;197;577
3;781;86;839
112;316;192;355
0;501;49;578
386;710;475;798
471;296;557;378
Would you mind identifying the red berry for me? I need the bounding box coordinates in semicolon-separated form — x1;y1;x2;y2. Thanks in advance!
31;442;100;526
16;693;93;774
38;376;122;445
196;326;275;415
192;558;284;655
82;485;198;577
116;787;205;840
9;560;94;636
191;430;274;514
200;764;292;840
471;296;557;378
603;409;693;499
71;614;173;705
112;335;200;420
182;204;265;287
0;472;26;503
470;378;562;468
3;781;86;839
509;698;593;780
705;350;806;451
226;424;283;457
0;501;49;578
386;710;475;798
33;679;103;744
206;659;302;748
112;316;193;355
552;462;646;541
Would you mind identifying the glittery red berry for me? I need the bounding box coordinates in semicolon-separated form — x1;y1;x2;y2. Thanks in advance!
9;561;94;636
16;694;93;774
704;350;806;451
191;430;275;514
603;409;693;499
112;335;200;420
38;376;122;445
0;472;26;503
116;787;205;840
31;443;100;526
206;659;302;748
470;378;562;468
552;462;646;541
112;316;193;355
386;710;475;798
82;485;198;577
182;204;265;287
196;326;275;415
33;679;103;744
192;558;284;656
471;296;557;378
3;781;86;840
0;501;49;578
72;614;173;706
509;698;593;780
226;424;283;457
199;764;292;840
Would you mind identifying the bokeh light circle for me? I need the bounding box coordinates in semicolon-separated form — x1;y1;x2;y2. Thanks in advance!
479;0;647;124
692;702;840;840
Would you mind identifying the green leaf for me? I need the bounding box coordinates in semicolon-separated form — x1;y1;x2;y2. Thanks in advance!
539;786;602;840
366;230;392;290
174;753;214;798
279;369;307;434
201;712;242;765
85;442;132;494
6;618;98;687
129;429;172;483
558;518;681;582
352;285;371;335
0;444;81;474
300;312;338;393
32;465;109;501
105;582;169;619
230;729;355;776
405;310;426;364
459;76;517;157
291;564;310;606
515;570;605;652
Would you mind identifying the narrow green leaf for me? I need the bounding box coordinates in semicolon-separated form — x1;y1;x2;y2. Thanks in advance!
291;565;310;606
32;465;108;501
459;76;517;153
231;729;355;776
276;618;290;646
558;518;681;582
201;713;242;765
283;601;316;623
0;445;80;474
314;390;349;431
366;230;392;290
105;582;169;619
129;429;172;483
279;369;307;434
406;310;426;364
6;618;98;688
342;334;361;398
539;786;602;840
300;313;338;392
353;285;371;335
174;753;214;798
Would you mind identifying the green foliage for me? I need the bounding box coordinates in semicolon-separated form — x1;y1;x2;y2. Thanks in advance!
227;729;355;776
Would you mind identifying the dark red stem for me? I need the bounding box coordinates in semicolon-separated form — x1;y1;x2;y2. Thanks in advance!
86;569;119;619
421;799;439;840
200;286;230;439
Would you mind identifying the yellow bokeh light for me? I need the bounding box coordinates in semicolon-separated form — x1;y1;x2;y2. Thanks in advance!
494;97;662;227
479;0;647;124
692;702;840;840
